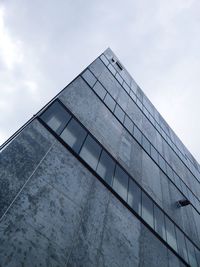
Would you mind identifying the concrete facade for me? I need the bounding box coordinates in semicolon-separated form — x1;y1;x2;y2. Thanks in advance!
0;48;199;266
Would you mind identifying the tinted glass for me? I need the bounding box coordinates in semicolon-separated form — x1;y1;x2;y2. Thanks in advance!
104;93;116;112
96;150;115;186
114;105;125;123
113;165;128;201
93;82;106;100
60;119;87;153
124;116;134;134
116;73;123;85
165;216;178;252
79;135;102;170
136;98;143;110
82;69;97;87
108;64;116;76
128;179;141;215
134;126;142;144
141;192;154;228
175;227;188;262
130;90;136;102
150;145;159;164
166;163;174;182
154;205;166;240
186;239;198;267
142;136;150;154
100;54;109;66
40;101;71;135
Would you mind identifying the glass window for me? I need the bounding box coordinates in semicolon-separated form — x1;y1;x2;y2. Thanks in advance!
60;118;87;153
142;136;150;154
141;192;154;228
181;182;189;199
185;238;198;267
116;73;123;85
100;54;109;66
114;105;125;123
128;179;141;215
93;82;106;100
104;93;116;112
131;80;137;94
113;165;128;201
136;98;143;110
134;126;142;144
79;135;102;170
165;216;178;252
96;150;115;186
175;227;188;263
123;81;130;94
108;64;117;76
154;205;166;240
150;145;159;164
124;115;134;134
82;69;97;87
40;101;71;135
158;155;166;173
194;247;200;266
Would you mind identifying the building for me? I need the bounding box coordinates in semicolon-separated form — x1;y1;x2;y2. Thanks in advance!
0;48;200;266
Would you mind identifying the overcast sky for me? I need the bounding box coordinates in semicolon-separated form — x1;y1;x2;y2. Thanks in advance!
0;0;200;162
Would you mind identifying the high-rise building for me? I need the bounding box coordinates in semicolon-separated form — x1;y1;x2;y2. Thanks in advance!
0;48;200;266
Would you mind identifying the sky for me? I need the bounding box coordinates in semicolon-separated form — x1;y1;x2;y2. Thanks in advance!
0;0;200;162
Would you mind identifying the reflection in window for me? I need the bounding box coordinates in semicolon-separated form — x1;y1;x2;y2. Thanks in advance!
60;119;87;153
165;217;178;252
104;93;116;112
128;179;141;215
113;165;128;201
134;126;142;144
82;69;97;87
159;155;166;173
96;150;115;186
93;82;106;100
79;135;102;170
124;116;134;134
154;205;166;240
166;163;174;182
123;82;130;94
114;105;125;123
186;239;198;267
108;64;116;76
40;101;71;135
130;90;136;102
141;192;154;228
175;227;188;263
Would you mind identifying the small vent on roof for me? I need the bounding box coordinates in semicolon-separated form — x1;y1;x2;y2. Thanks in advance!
116;61;123;71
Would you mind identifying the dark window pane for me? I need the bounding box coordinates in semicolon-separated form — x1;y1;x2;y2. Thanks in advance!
79;135;102;170
124;116;134;134
151;145;159;164
108;64;116;76
165;216;178;252
104;93;116;112
100;54;109;66
128;179;141;215
159;155;166;173
60;119;87;153
113;165;128;201
97;150;115;186
123;81;130;94
114;105;125;123
40;101;71;135
93;82;106;100
186;238;198;267
116;73;123;85
175;227;189;263
142;136;150;154
134;126;142;144
82;69;97;87
141;192;154;228
154;205;166;240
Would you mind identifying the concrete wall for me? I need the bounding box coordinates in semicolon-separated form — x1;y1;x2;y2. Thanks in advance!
0;121;185;266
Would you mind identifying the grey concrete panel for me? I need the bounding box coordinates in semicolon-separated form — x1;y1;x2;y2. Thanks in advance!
0;120;55;218
89;58;106;78
141;151;163;206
